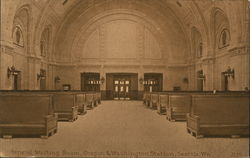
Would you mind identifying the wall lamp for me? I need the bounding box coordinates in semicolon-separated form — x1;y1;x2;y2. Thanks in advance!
223;66;234;79
37;69;46;80
198;73;206;81
54;76;61;83
7;66;19;78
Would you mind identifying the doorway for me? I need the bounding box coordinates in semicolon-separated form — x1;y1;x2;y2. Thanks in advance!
106;73;138;100
81;72;100;91
144;73;163;92
13;72;21;90
221;72;228;91
40;78;46;90
197;70;204;91
113;78;131;100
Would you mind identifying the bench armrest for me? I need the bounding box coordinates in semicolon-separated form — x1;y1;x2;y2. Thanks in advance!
44;113;58;120
72;106;78;111
72;106;78;115
44;114;57;131
187;113;200;131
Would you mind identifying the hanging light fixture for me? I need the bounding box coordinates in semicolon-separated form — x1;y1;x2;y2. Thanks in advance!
7;66;19;78
223;66;234;79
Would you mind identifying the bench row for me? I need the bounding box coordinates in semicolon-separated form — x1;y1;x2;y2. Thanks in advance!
0;91;102;139
143;91;249;138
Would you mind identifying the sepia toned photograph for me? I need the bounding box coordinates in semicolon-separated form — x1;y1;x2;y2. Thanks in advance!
0;0;249;157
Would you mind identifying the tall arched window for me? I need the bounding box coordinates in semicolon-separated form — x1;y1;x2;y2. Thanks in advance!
212;9;230;49
222;31;227;45
191;27;203;58
219;29;230;48
16;30;21;44
40;28;50;57
199;42;203;57
40;41;45;56
13;26;24;46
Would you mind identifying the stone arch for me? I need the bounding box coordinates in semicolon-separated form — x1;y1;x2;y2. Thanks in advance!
191;27;203;58
210;8;230;51
40;26;52;57
12;25;24;47
70;10;169;61
56;11;189;66
218;28;230;49
12;4;33;55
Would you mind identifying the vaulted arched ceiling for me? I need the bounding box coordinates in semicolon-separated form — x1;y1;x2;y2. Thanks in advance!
43;0;209;64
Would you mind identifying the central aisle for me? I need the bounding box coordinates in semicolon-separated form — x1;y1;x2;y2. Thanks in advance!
0;101;249;158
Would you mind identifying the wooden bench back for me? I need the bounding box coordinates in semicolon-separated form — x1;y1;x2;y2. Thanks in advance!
52;94;76;112
191;94;249;124
85;93;94;102
93;93;98;100
96;92;101;99
168;94;192;112
0;94;53;124
75;93;85;106
159;94;169;107
151;93;159;103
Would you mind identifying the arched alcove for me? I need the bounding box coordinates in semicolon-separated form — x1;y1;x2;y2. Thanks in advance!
40;27;51;57
191;27;203;59
210;8;230;51
12;26;24;47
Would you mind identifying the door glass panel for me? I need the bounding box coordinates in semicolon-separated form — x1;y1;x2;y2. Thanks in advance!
126;86;129;92
150;86;152;92
113;78;131;100
120;86;124;92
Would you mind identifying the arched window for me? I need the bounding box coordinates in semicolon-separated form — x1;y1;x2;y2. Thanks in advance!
40;28;50;57
191;27;203;58
13;27;24;46
199;42;203;57
219;29;230;48
222;31;227;46
16;30;21;44
40;41;45;56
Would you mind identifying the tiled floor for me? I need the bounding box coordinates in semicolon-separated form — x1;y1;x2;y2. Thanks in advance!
0;101;249;158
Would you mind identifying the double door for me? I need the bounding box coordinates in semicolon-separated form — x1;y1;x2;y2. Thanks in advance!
113;79;130;100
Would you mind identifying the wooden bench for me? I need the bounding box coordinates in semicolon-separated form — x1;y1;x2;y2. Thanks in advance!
144;92;151;107
157;93;168;115
52;93;78;122
0;94;58;139
164;91;212;121
93;92;98;107
150;93;159;109
142;92;147;105
96;92;101;104
166;94;192;121
85;93;95;109
187;94;249;138
12;91;79;122
75;93;87;115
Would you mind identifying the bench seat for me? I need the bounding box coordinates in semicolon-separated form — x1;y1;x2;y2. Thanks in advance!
150;93;158;109
166;94;192;121
75;93;87;115
52;93;78;121
0;94;58;138
187;94;249;138
157;94;168;115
